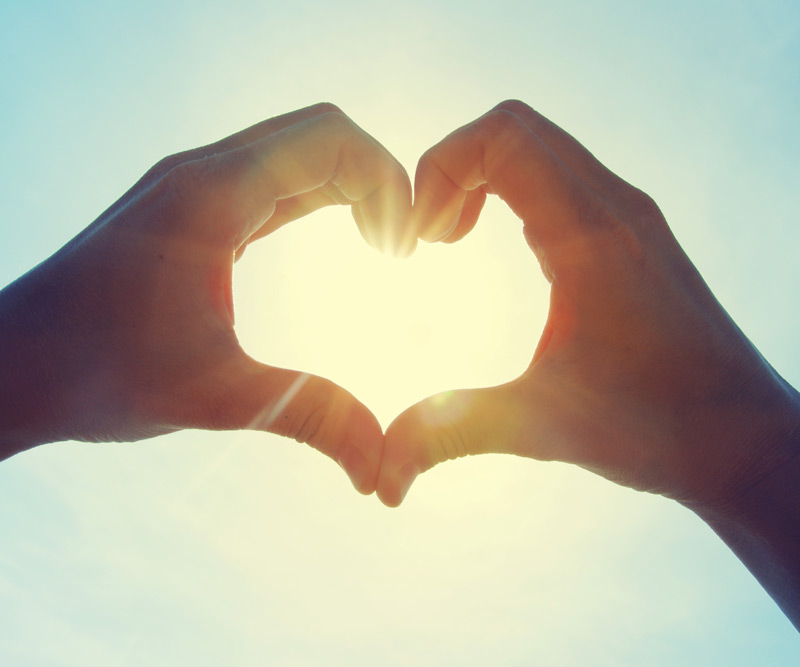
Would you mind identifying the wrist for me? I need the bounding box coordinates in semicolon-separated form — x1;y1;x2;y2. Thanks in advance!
0;259;81;457
683;375;800;514
683;383;800;629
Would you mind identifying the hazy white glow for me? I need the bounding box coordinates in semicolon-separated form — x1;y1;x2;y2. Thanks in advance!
234;197;548;429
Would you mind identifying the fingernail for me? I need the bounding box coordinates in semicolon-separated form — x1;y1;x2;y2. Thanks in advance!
395;463;420;505
337;447;369;494
390;232;417;259
419;214;459;243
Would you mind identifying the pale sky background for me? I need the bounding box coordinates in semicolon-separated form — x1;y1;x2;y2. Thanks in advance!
1;0;799;665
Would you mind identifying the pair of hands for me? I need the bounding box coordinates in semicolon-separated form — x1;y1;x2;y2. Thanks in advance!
2;101;796;519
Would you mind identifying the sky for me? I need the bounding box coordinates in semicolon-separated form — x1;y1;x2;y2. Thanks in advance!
1;0;799;664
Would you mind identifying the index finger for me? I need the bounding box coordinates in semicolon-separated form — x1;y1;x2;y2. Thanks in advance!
413;107;597;266
195;111;415;256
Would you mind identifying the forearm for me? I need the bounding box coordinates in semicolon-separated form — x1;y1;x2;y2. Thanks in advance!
0;260;78;458
686;382;800;631
1;279;49;457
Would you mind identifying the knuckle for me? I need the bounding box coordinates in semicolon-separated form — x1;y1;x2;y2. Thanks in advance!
311;101;344;116
474;110;534;179
160;158;208;194
140;164;192;220
316;109;355;136
141;151;192;183
143;157;236;238
154;161;212;216
627;187;664;223
417;144;442;173
479;108;526;138
492;98;532;117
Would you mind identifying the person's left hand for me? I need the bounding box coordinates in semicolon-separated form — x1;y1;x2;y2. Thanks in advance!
0;103;412;494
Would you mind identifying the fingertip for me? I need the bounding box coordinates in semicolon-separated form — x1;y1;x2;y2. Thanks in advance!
351;202;382;252
415;196;462;243
388;224;418;258
337;446;373;495
337;398;385;495
376;408;429;507
377;462;420;507
250;368;385;495
439;188;487;243
413;147;472;243
419;217;459;244
376;480;402;508
354;180;413;256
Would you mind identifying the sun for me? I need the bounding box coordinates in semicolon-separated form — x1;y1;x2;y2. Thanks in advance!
233;197;548;430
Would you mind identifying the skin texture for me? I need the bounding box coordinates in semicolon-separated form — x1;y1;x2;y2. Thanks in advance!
0;103;414;495
376;100;800;630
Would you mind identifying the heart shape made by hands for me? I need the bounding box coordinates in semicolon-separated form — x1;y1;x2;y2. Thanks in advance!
4;101;769;523
234;200;548;433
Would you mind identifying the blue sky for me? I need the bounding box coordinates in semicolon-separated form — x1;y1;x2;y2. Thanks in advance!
1;1;799;664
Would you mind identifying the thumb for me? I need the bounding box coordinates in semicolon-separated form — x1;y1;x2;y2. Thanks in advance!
190;356;384;495
377;381;543;507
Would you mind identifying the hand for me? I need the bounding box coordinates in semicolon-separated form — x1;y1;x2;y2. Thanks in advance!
377;100;800;514
0;103;413;494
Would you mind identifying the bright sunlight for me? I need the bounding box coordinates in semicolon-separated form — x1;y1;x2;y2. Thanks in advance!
234;196;549;431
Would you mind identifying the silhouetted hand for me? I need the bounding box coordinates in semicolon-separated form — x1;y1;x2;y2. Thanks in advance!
378;100;796;505
376;100;800;628
0;104;412;494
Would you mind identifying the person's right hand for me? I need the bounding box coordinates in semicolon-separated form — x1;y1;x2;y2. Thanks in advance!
377;100;800;515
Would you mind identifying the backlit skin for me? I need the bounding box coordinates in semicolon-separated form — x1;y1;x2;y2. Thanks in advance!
0;101;798;630
0;104;414;495
376;100;800;630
